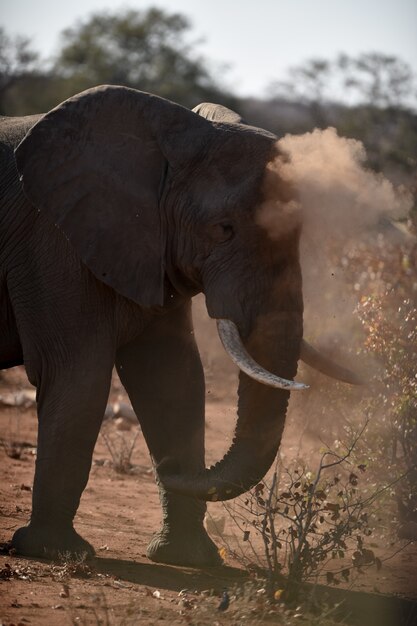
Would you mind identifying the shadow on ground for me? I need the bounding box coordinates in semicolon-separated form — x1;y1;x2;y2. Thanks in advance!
95;556;247;593
301;581;417;626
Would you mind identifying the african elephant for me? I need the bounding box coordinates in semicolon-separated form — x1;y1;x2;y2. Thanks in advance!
0;86;358;567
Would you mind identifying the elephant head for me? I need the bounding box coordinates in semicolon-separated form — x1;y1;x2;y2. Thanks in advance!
15;86;358;503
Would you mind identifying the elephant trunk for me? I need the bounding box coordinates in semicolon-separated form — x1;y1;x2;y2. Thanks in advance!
159;312;302;501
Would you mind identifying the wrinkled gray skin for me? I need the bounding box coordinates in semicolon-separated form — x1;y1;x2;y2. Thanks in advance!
0;86;302;567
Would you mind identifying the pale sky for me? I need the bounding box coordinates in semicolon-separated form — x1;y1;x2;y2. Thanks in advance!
1;0;416;98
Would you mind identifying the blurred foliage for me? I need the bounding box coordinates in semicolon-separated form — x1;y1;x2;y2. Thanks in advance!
282;200;416;544
0;8;237;115
54;8;236;109
350;232;417;527
302;226;417;529
270;53;416;112
0;27;39;114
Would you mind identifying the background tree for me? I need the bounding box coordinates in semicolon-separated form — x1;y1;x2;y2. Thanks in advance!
269;58;332;128
336;54;417;177
262;52;417;179
337;52;415;108
0;27;38;114
53;7;236;109
1;8;237;115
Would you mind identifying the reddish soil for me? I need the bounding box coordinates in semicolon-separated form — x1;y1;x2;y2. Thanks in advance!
0;306;416;625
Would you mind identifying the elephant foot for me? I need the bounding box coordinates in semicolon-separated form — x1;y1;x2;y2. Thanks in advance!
11;523;95;561
146;525;223;567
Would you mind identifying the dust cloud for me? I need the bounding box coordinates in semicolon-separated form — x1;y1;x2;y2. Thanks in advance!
257;127;413;339
274;126;411;241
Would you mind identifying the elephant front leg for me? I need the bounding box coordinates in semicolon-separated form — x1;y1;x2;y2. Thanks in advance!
12;354;113;559
116;302;222;567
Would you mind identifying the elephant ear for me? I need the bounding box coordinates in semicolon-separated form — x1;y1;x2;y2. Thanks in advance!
192;102;247;125
15;85;211;306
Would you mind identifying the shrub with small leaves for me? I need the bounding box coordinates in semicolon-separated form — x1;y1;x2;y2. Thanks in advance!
222;418;389;602
348;232;417;528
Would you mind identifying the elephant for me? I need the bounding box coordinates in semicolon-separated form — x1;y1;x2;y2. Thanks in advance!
0;85;359;567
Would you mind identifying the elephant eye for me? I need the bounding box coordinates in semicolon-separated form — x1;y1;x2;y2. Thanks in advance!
210;222;235;243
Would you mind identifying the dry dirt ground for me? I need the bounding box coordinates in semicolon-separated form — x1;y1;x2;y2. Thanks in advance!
0;309;416;625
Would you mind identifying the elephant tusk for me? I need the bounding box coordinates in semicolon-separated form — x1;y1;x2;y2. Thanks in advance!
216;319;308;390
300;339;363;385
